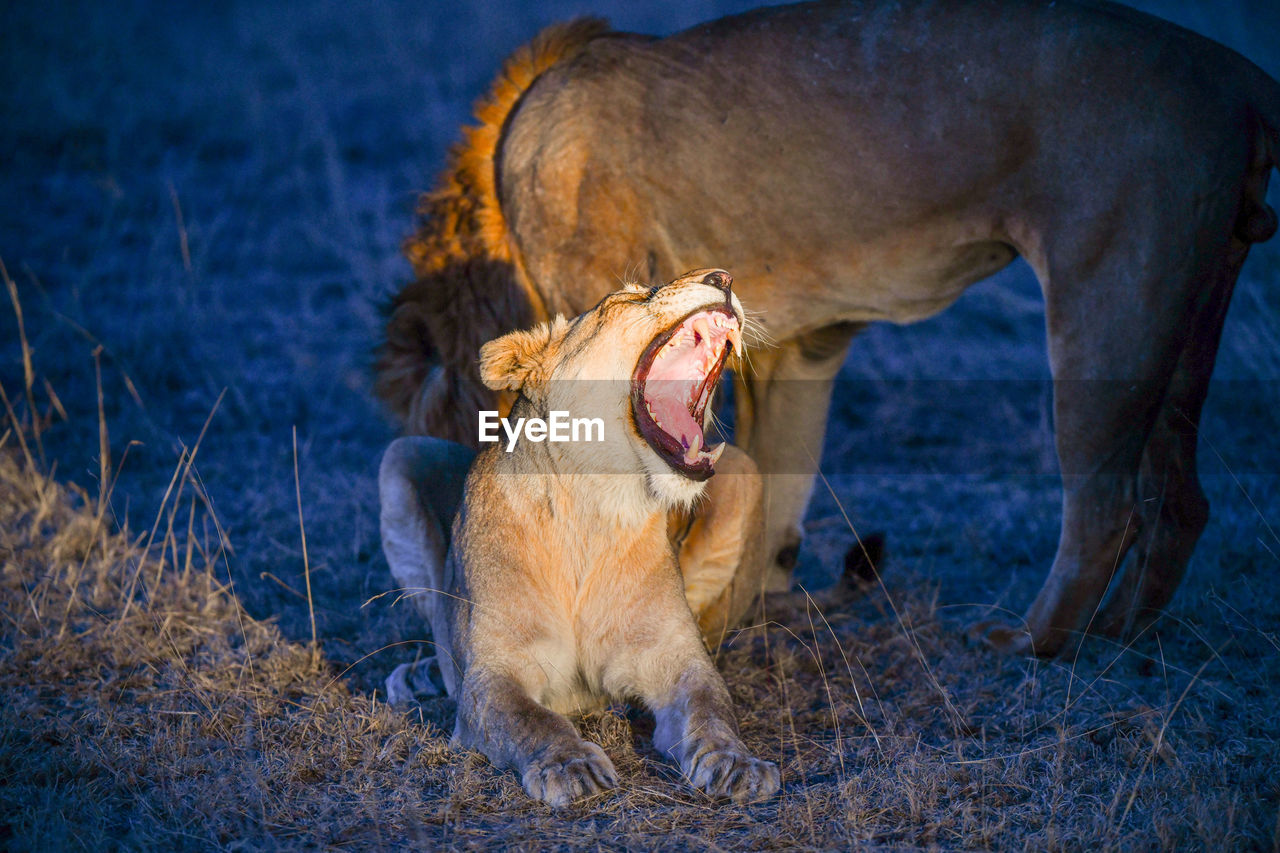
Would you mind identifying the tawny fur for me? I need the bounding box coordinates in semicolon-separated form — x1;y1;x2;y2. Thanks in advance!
379;271;778;807
377;1;1280;657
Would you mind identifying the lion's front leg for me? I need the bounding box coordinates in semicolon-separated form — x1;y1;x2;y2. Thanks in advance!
454;668;618;807
609;604;779;803
648;661;780;804
733;322;861;591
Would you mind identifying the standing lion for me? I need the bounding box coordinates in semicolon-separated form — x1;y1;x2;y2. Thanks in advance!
377;1;1279;656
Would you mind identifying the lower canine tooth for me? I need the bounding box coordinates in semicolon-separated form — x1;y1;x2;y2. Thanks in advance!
705;442;726;464
682;438;702;464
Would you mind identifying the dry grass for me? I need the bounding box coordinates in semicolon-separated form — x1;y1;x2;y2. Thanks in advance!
0;320;453;848
3;0;1280;848
3;358;1278;847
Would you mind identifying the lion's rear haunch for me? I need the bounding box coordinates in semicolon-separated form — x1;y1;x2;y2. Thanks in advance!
375;18;610;444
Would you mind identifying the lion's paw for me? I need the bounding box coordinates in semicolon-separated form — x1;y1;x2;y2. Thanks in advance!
385;659;444;707
687;747;780;804
967;619;1036;656
521;741;619;808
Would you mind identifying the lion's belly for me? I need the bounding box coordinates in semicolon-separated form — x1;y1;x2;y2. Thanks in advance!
526;219;1018;336
567;230;1018;334
731;236;1021;329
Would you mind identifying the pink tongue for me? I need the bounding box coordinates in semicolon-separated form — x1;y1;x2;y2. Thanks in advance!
650;393;702;455
645;338;705;456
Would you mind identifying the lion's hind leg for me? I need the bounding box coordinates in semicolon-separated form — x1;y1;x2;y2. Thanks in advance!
1095;234;1255;639
981;186;1248;656
732;323;862;594
378;436;475;703
673;445;766;647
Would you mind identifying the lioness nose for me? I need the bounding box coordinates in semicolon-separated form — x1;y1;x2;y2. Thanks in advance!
702;270;732;293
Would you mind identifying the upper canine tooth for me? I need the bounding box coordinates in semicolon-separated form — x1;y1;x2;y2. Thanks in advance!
727;327;742;354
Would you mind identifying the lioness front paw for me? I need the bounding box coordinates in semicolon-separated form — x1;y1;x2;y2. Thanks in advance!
521;741;619;808
687;747;780;804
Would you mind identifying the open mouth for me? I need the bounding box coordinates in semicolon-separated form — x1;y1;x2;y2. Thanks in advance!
631;305;742;480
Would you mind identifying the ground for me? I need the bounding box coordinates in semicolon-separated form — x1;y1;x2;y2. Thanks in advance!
2;0;1279;849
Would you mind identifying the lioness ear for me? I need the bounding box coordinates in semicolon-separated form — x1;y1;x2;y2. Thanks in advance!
478;316;570;392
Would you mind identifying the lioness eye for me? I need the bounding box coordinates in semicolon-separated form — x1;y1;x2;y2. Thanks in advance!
646;285;661;299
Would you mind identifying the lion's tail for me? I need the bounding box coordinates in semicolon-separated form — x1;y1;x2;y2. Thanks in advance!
1237;55;1280;244
377;19;610;441
1255;63;1280;165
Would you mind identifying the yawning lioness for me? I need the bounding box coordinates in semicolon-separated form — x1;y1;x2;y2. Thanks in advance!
379;269;779;806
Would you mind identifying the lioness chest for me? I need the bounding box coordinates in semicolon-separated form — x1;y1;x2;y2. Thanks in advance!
465;496;691;715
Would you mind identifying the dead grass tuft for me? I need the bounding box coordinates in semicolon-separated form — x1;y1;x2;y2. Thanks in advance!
0;433;449;848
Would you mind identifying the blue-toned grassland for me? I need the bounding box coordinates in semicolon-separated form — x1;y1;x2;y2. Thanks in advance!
1;1;1278;848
